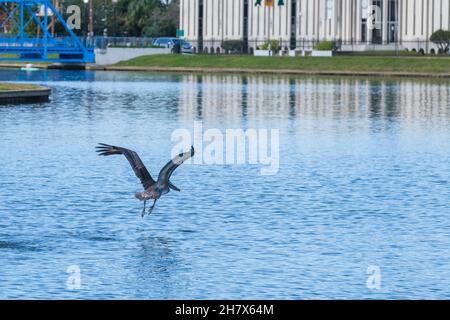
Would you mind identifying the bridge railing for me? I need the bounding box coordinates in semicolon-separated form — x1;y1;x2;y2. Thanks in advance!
0;35;96;62
1;34;165;51
0;35;99;48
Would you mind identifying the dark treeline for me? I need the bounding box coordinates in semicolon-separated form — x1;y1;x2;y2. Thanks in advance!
1;0;179;38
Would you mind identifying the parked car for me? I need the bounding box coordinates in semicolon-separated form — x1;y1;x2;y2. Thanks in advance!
153;37;194;54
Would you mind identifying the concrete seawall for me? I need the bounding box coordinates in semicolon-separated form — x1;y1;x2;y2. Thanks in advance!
98;65;450;79
94;48;171;65
2;59;450;79
0;86;51;104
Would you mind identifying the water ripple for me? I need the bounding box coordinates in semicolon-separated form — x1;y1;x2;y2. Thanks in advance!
0;70;449;299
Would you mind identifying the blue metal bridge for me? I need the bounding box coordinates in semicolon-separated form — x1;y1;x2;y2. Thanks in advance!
0;0;95;63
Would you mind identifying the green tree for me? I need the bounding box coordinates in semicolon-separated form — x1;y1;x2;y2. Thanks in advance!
88;0;179;37
430;29;450;53
124;0;161;36
143;0;179;37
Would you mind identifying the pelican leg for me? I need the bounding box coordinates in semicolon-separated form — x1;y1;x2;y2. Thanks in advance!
141;200;147;218
147;200;157;215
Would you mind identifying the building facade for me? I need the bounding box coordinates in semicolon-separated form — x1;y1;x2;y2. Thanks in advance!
179;0;450;53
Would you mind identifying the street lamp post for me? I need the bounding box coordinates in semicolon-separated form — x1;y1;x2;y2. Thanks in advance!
83;0;88;44
394;23;399;56
100;0;108;42
88;0;94;39
112;0;117;38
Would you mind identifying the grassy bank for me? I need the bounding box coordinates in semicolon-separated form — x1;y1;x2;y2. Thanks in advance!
0;83;43;91
115;54;450;74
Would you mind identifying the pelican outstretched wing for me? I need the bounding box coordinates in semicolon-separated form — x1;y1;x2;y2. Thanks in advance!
157;146;195;186
96;143;156;189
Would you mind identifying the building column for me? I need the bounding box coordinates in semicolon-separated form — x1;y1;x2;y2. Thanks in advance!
334;0;339;40
382;0;388;44
356;0;361;42
398;0;402;44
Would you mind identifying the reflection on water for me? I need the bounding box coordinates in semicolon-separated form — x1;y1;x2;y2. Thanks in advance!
0;69;449;299
178;74;450;126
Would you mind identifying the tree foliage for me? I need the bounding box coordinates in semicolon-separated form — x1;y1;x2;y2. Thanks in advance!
123;0;161;36
143;0;179;37
430;29;450;53
113;0;179;37
2;0;180;38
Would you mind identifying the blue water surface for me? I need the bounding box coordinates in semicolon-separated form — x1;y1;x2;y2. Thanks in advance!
0;69;449;299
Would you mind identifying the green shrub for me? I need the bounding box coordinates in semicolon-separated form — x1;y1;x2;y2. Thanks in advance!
221;40;244;53
313;41;336;51
259;40;281;52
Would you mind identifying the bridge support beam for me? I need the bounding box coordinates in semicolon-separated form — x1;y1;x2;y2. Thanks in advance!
0;0;95;63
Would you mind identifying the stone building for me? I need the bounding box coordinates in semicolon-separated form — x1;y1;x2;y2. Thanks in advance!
179;0;450;53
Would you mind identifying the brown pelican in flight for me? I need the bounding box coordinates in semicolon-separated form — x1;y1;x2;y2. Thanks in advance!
96;143;195;217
